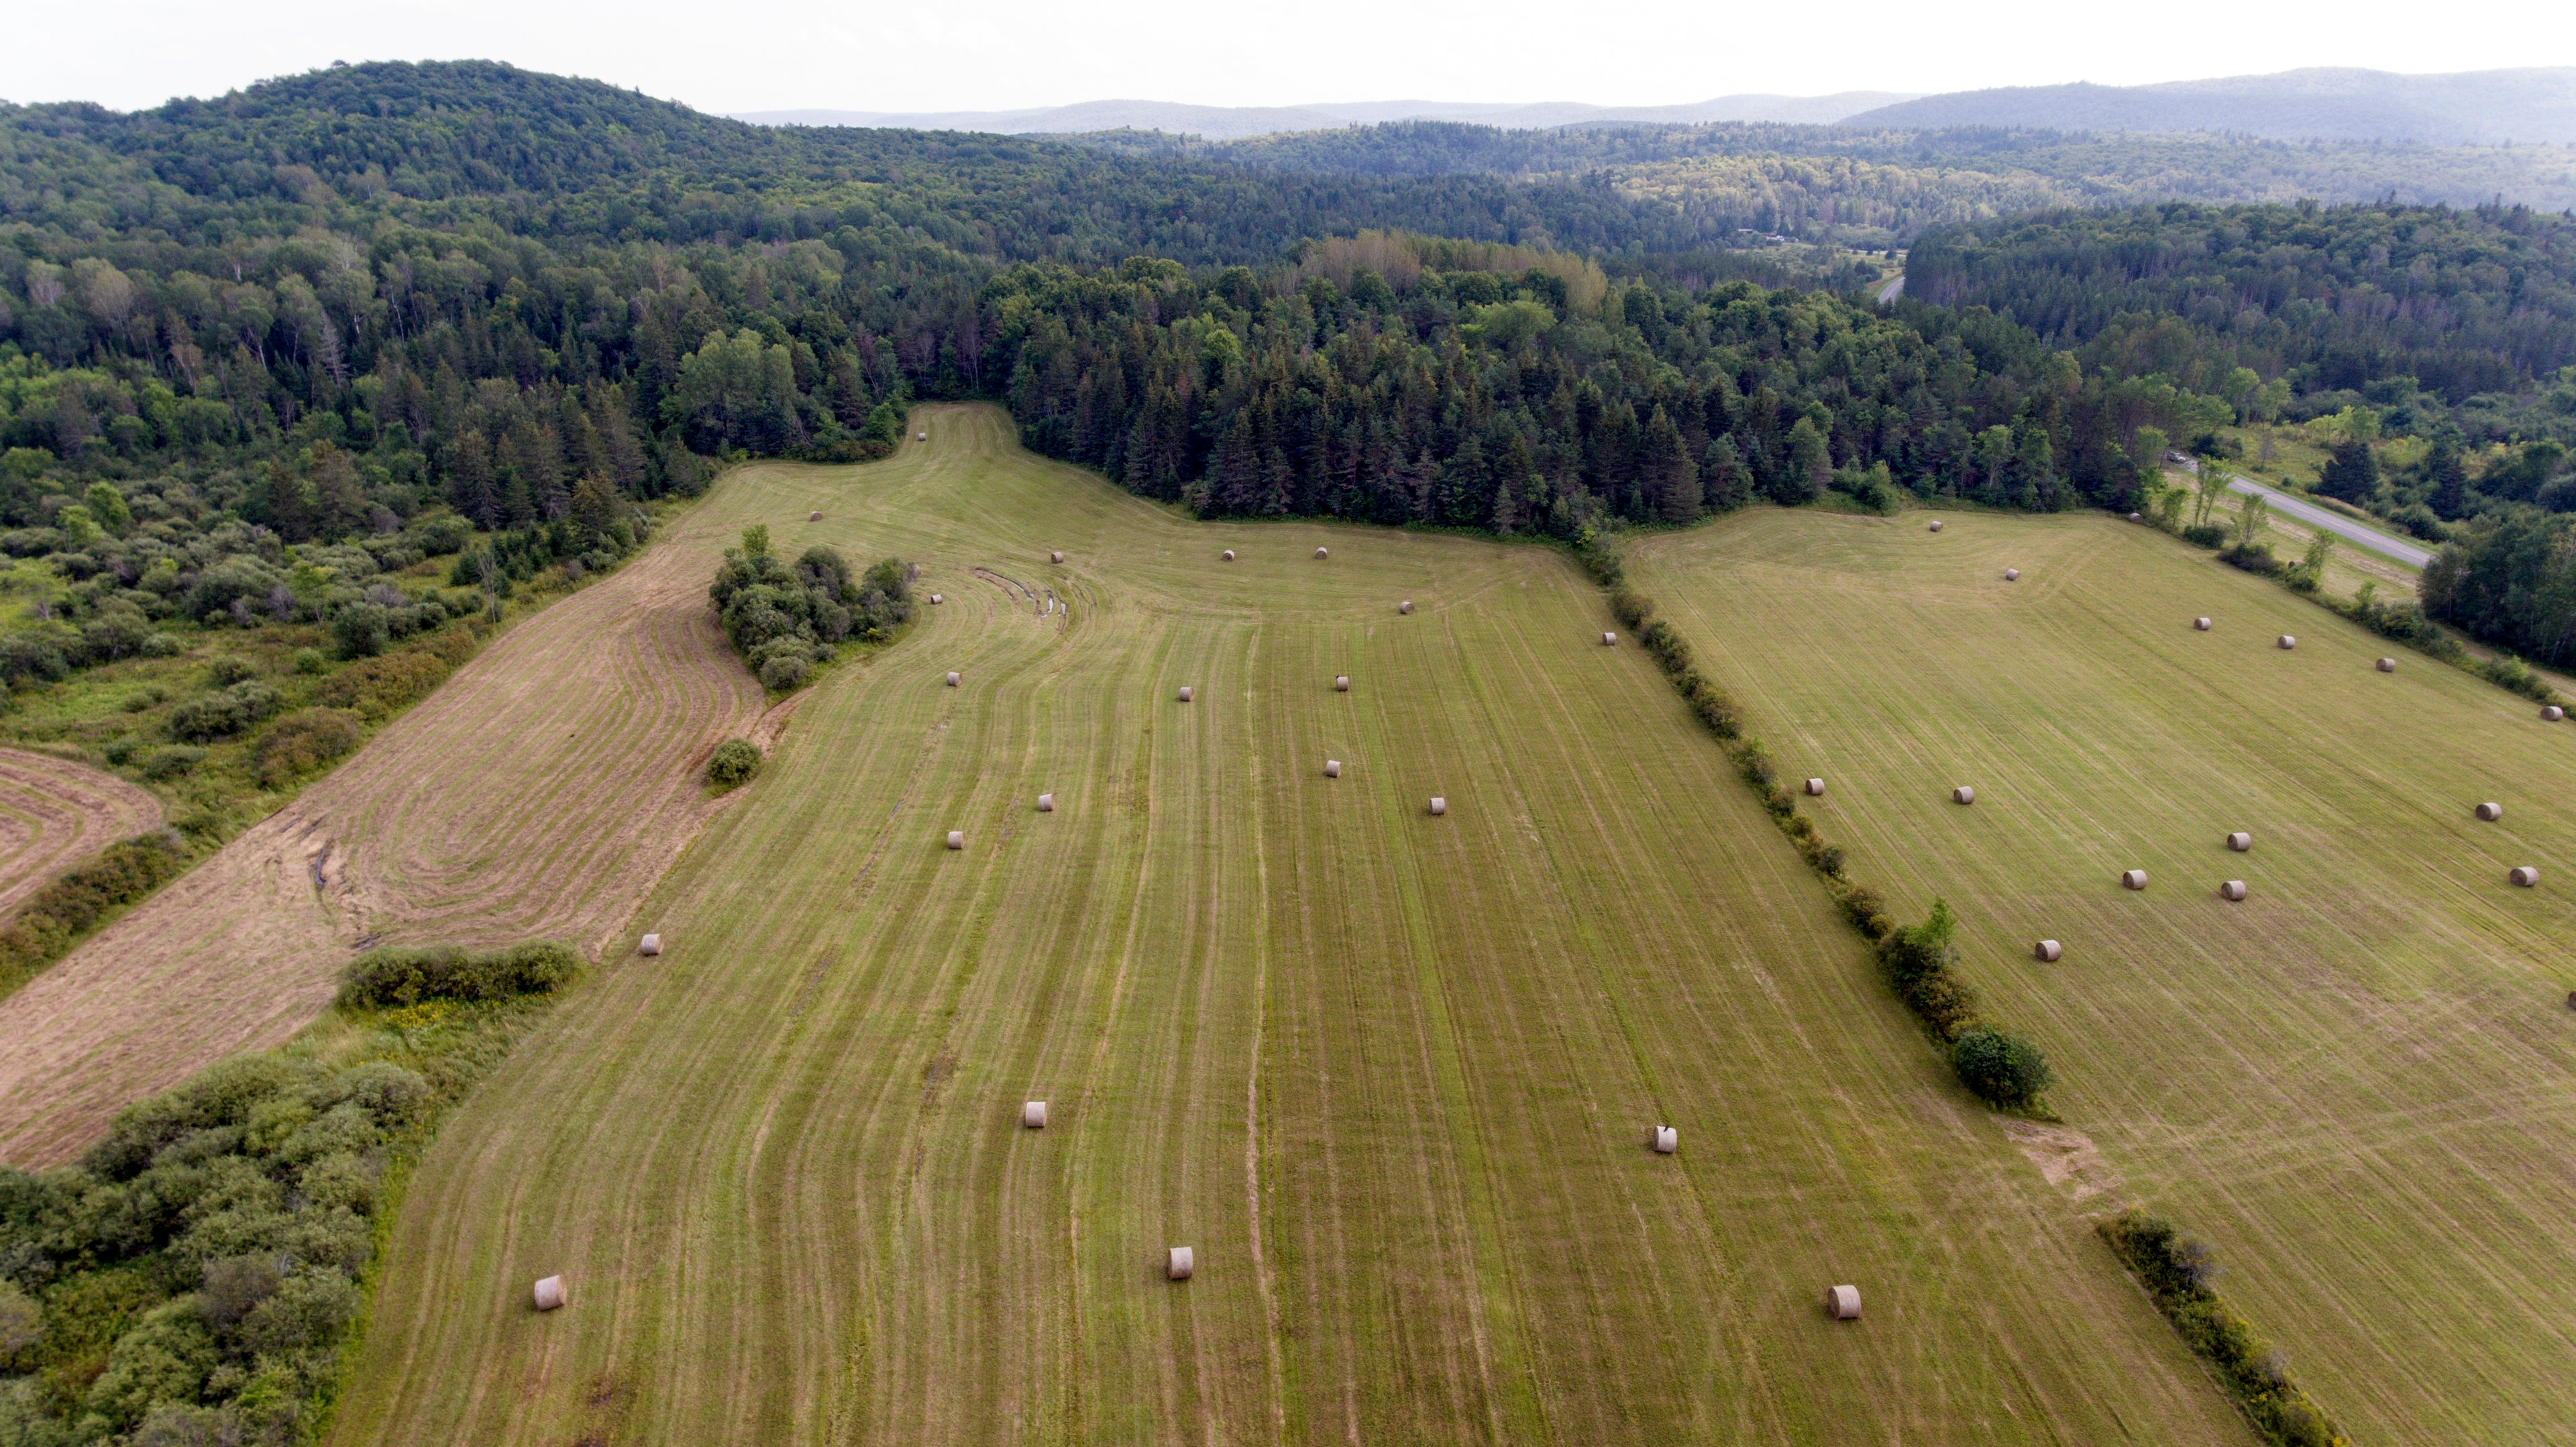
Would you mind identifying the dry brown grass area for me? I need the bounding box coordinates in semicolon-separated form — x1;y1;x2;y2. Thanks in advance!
0;749;162;914
0;528;766;1167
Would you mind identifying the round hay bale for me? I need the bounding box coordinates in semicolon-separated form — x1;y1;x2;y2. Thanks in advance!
2567;990;2576;1011
2377;657;2397;672
2220;879;2248;902
2477;801;2504;821
928;593;943;604
533;1276;566;1311
1603;631;1618;647
1826;1285;1862;1320
946;830;965;850
1167;1247;1194;1281
1314;547;1329;559
945;671;960;687
1428;796;1447;816
1952;786;1975;805
1051;550;1065;564
2511;865;2540;888
1805;778;1826;796
2004;568;2021;581
2129;511;2143;522
808;510;821;522
639;933;661;957
2122;869;2149;890
2227;832;2252;851
1335;676;1350;692
1651;1126;1678;1154
1928;520;1943;532
2194;617;2212;631
2545;706;2567;722
2034;939;2062;962
1023;1101;1048;1129
1399;600;1414;614
1324;759;1341;778
2277;635;2298;649
916;431;927;441
1221;549;1235;561
1177;686;1193;702
1037;793;1055;812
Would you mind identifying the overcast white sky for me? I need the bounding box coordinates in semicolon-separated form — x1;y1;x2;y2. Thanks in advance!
4;0;2567;115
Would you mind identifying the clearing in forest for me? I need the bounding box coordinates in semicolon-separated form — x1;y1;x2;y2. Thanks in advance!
0;748;162;915
0;530;768;1168
334;407;2249;1446
1628;508;2576;1446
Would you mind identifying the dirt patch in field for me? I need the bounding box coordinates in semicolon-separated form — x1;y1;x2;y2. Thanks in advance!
0;749;163;914
2002;1120;2123;1205
0;535;765;1168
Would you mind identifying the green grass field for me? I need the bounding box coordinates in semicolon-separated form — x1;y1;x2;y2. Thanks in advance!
328;407;2249;1446
1629;508;2576;1446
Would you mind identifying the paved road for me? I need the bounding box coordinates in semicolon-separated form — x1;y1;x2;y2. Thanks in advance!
1876;274;1904;304
2220;473;2434;568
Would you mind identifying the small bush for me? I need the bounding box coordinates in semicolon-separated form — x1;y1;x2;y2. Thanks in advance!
142;745;206;779
292;647;328;675
203;655;258;686
254;709;363;788
166;681;278;742
139;632;185;657
333;602;390;659
339;941;580;1008
706;738;762;789
1607;587;1654;630
2180;523;2226;547
316;649;451;720
758;652;810;690
2219;542;2280;576
1950;1026;2053;1106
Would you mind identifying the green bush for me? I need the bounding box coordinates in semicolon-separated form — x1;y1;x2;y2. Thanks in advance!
338;941;580;1008
203;655;258;687
1607;587;1654;630
1950;1026;2053;1106
706;737;763;789
292;647;328;674
333;601;390;659
166;681;279;742
253;708;363;788
1877;899;1982;1040
141;745;205;779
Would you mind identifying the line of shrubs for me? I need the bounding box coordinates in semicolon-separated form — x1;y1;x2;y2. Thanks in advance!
1591;539;2053;1110
2100;1210;2349;1447
0;940;578;1445
0;830;190;998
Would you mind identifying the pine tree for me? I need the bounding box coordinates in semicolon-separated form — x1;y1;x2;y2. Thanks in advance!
1642;405;1702;523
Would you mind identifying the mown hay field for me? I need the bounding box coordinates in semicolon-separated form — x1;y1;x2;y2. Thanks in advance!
0;525;767;1167
334;406;2247;1446
1628;508;2576;1446
0;747;160;913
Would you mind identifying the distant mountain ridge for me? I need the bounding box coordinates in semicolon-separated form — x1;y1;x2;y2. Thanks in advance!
739;68;2576;146
731;93;1917;140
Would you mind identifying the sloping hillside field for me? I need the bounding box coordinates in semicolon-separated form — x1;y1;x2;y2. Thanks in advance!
334;408;2246;1445
1629;511;2576;1445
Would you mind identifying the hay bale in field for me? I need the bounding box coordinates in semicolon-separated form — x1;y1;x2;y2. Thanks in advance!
1952;786;1975;805
1603;631;1618;647
946;671;960;687
2194;617;2212;631
1399;600;1414;614
1652;1126;1678;1153
1167;1247;1194;1280
2567;990;2576;1011
1178;686;1193;702
2477;802;2504;821
2277;635;2297;649
533;1276;566;1311
2511;865;2540;887
1805;778;1826;796
1023;1101;1048;1129
2122;869;2149;890
2220;879;2248;901
1222;549;1235;561
928;593;943;604
808;511;820;522
2034;939;2062;962
639;933;661;957
2545;706;2567;721
1314;547;1330;559
2377;657;2397;672
1037;793;1055;812
916;431;927;441
1827;1285;1862;1320
946;830;965;850
2228;832;2252;851
1051;551;1065;564
1324;759;1341;778
1928;520;1943;532
1336;676;1350;692
1429;796;1447;816
2129;512;2142;522
2004;568;2021;581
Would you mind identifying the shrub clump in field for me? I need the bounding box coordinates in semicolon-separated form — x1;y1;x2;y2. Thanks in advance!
1876;898;1984;1043
706;737;763;790
1949;1026;2053;1107
709;533;910;691
316;648;453;720
254;708;364;788
0;831;189;991
165;680;280;742
339;940;580;1008
2100;1210;2347;1447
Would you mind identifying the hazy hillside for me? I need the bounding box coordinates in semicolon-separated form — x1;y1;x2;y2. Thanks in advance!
1850;67;2576;144
733;91;1915;138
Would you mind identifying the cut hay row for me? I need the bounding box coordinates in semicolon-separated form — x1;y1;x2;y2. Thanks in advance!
1629;506;2576;1444
0;522;770;1167
0;748;163;916
335;406;2244;1447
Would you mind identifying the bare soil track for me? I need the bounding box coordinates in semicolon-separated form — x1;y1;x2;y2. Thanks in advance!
0;749;162;914
0;525;766;1167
